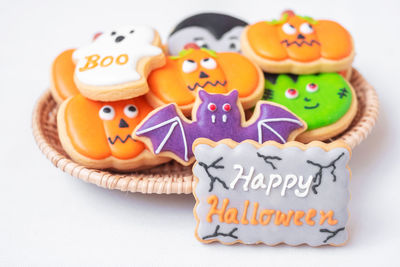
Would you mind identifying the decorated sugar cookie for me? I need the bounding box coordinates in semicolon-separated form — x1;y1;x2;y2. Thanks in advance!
134;90;306;166
146;44;264;115
241;10;354;74
50;49;80;104
263;73;357;142
193;139;351;246
167;13;248;55
57;94;168;170
73;26;165;101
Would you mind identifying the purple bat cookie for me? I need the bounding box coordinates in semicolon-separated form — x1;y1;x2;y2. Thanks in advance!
135;90;306;165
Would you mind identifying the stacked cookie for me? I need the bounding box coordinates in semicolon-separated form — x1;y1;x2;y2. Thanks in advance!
50;11;357;171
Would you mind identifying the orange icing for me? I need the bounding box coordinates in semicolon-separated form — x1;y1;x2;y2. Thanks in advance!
64;94;153;160
247;11;352;62
148;49;260;107
52;49;79;100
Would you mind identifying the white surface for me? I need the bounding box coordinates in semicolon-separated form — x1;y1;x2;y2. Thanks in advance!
0;0;399;266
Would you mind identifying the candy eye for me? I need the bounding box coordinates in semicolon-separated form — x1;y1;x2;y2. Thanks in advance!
99;105;115;120
200;58;217;69
182;59;197;73
300;23;313;34
282;23;296;35
124;104;138;118
306;83;318;93
208;103;217;112
222;103;231;112
285;88;299;99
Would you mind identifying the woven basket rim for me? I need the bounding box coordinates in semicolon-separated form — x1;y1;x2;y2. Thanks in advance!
32;68;379;194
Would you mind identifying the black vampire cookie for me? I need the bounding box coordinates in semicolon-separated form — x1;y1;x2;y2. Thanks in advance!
167;13;248;55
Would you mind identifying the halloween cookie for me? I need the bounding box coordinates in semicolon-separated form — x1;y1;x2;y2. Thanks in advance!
50;49;80;104
73;26;166;101
57;94;168;171
241;10;354;74
146;44;264;115
134;90;306;166
167;13;248;55
263;73;357;143
192;138;351;246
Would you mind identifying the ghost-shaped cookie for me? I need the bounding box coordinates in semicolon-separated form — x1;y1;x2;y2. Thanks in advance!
73;25;165;101
167;13;248;55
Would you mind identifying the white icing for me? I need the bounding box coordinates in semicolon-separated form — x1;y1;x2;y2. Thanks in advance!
230;165;254;191
295;175;313;197
300;22;313;34
99;105;115;120
135;115;189;161
182;60;197;73
257;118;303;144
266;174;282;195
222;114;227;123
123;104;138;118
211;114;216;124
280;174;297;196
73;25;162;86
200;58;217;69
282;23;296;35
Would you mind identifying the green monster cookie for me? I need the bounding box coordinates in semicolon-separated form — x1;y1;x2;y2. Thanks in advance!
263;73;357;142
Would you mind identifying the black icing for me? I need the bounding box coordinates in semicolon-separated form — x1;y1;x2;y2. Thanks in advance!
170;13;248;39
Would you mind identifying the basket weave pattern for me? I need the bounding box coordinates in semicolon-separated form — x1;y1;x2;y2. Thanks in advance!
32;69;379;194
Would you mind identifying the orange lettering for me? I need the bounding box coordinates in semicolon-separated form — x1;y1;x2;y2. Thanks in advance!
294;211;305;226
79;54;100;72
116;54;128;65
206;195;229;223
259;209;275;225
274;210;295;226
319;210;338;226
100;56;113;67
306;209;317;226
240;200;250;225
224;208;239;224
250;202;259;225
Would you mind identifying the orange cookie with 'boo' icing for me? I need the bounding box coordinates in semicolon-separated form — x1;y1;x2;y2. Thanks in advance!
241;10;354;74
146;44;264;116
57;94;169;171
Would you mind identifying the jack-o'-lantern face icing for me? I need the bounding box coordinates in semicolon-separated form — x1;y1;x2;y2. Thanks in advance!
62;94;153;160
245;10;353;62
241;10;354;74
147;44;264;114
263;73;353;130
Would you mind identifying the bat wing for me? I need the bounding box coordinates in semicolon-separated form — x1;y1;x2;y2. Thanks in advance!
251;102;306;144
135;104;192;162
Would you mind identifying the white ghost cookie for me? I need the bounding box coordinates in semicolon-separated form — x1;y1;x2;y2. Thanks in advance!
73;26;166;101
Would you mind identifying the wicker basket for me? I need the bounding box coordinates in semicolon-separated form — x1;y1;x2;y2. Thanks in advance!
32;69;379;194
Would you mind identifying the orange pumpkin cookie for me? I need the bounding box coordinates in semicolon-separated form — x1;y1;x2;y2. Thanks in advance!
57;94;169;171
73;26;166;102
241;10;354;74
146;44;264;115
50;49;80;104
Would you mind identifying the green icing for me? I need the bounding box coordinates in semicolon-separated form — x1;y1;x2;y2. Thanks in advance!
263;73;352;130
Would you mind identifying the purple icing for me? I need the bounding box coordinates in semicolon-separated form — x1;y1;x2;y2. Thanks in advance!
135;90;304;162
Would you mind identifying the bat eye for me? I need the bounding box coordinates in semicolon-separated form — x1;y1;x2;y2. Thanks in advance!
124;104;138;118
207;103;217;112
285;88;299;99
182;59;197;73
99;105;115;120
300;23;313;34
222;103;231;112
282;23;296;35
306;83;318;93
200;58;217;69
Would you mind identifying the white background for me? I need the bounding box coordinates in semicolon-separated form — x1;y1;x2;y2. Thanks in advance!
0;0;399;266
